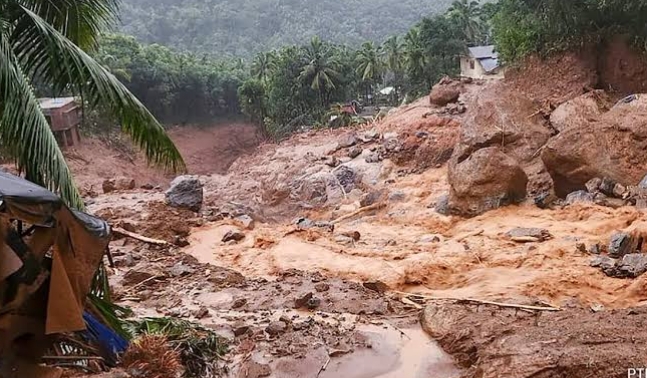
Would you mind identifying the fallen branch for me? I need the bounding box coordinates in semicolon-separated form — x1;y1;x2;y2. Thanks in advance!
316;357;331;377
112;227;168;245
393;291;560;312
332;203;386;224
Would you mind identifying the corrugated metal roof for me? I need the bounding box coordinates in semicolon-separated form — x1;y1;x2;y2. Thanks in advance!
468;45;497;59
38;97;76;110
479;58;500;73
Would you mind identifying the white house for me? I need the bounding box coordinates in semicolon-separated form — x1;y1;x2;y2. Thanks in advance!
460;45;505;80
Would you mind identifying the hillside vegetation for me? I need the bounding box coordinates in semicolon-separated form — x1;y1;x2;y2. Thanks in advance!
118;0;455;57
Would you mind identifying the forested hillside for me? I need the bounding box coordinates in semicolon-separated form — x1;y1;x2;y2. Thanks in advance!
118;0;455;57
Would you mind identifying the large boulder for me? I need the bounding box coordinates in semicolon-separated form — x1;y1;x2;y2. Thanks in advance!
541;95;647;197
549;90;611;132
448;147;528;216
165;176;203;212
449;82;552;197
429;77;462;106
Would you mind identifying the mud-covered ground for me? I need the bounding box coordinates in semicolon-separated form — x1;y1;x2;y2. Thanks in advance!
71;70;647;377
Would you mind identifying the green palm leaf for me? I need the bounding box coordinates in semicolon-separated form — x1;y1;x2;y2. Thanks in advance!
13;5;185;176
0;27;82;207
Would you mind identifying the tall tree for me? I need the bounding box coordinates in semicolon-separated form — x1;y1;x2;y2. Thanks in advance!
1;0;184;208
251;51;274;83
448;0;486;45
355;41;384;103
382;35;404;103
299;36;340;107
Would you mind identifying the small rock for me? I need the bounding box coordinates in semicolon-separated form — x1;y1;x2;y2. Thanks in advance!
314;283;330;292
388;191;406;202
306;297;321;309
102;179;116;193
173;236;190;247
383;137;401;152
334;165;358;193
337;133;358;149
363;281;389;293
506;228;552;242
232;298;248;309
138;290;152;301
365;152;382;163
415;131;429;139
576;243;587;253
533;192;553;209
599;178;617;196
348;146;363;159
609;232;631;258
165;176;203;212
208;269;245;286
588;243;602;255
265;321;288;336
361;129;380;142
324;156;340;167
585;177;603;193
141;183;154;190
295;292;321;309
169;263;195;277
235;214;255;230
434;195;450;215
340;231;361;241
590;255;617;271
418;234;441;244
193;307;209;319
590;303;605;313
616;253;647;278
222;230;245;243
233;324;251;337
613;183;627;198
385;239;397;246
565;190;594;205
295;218;334;233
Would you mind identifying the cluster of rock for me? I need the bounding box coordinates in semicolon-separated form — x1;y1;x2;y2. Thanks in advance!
561;175;647;209
590;231;647;278
438;71;647;217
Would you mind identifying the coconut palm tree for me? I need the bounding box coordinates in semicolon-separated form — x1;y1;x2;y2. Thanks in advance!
251;51;275;83
403;27;426;80
299;36;340;107
355;41;383;104
448;0;486;45
382;35;404;103
0;0;184;209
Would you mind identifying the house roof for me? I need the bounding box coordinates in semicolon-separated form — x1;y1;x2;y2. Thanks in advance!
467;45;501;73
38;97;77;110
468;45;497;59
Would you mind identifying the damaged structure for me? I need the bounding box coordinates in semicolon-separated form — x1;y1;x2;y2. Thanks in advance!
0;171;112;377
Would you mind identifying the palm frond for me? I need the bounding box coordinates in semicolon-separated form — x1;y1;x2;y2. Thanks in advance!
17;0;120;49
0;29;83;207
12;6;186;172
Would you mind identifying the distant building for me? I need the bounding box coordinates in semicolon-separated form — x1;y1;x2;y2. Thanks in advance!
39;97;82;147
460;45;505;80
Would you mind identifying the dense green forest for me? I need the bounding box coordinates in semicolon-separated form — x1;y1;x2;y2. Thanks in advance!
98;0;647;140
118;0;457;57
95;0;495;132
